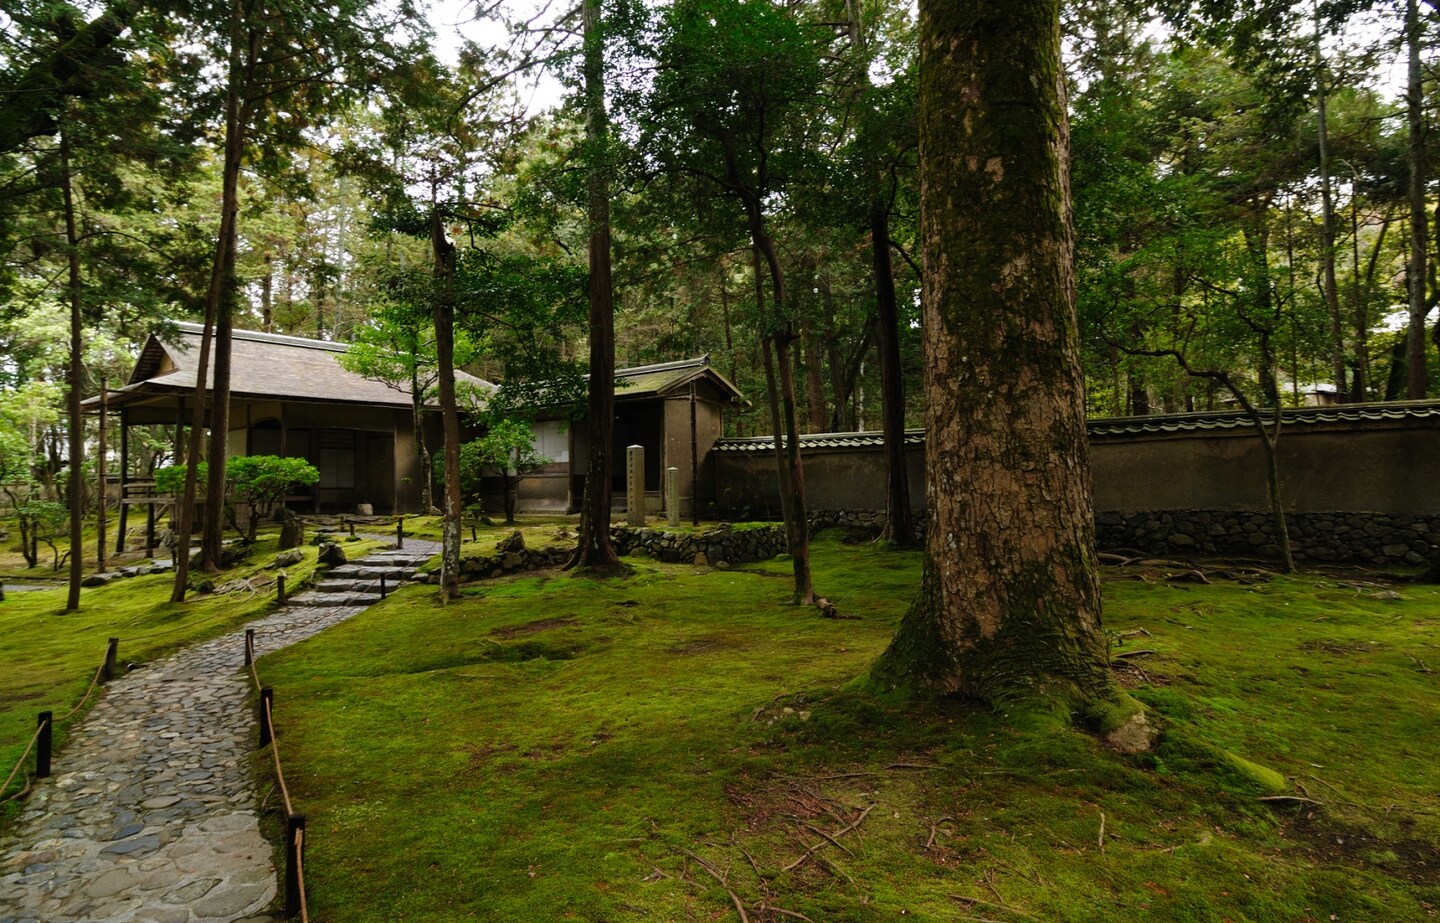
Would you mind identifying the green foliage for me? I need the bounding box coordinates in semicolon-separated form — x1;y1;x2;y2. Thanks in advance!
459;418;551;523
227;455;319;510
154;462;206;497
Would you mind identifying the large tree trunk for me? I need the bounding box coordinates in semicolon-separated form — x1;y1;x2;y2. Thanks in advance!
1406;0;1429;399
60;123;84;611
566;0;622;573
431;213;462;601
870;0;1121;719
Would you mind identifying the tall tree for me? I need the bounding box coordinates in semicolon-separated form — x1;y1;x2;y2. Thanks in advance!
870;0;1139;737
567;0;624;573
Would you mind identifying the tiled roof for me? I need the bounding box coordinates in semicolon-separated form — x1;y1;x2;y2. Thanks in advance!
104;322;496;409
713;401;1440;451
713;429;926;452
1086;400;1440;436
612;357;744;402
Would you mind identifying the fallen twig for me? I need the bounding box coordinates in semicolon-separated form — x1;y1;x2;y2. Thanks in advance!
757;905;816;923
926;815;954;850
951;894;1045;923
782;803;875;873
776;762;938;782
797;819;856;858
681;848;750;923
1097;812;1106;852
1258;795;1324;806
1409;654;1434;675
1111;649;1158;660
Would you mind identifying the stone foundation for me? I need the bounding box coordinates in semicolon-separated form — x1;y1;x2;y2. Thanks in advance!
610;523;787;566
1095;510;1440;566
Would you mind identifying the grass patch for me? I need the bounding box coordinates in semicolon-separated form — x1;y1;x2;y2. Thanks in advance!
257;533;1440;921
0;529;381;821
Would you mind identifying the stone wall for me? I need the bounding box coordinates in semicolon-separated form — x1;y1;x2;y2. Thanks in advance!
610;523;787;566
1095;510;1440;566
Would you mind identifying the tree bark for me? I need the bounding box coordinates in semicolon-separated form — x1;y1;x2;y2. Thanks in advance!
1316;24;1348;401
871;203;915;546
60;123;84;611
431;212;462;601
1406;0;1429;398
870;0;1118;714
173;0;249;599
566;0;622;573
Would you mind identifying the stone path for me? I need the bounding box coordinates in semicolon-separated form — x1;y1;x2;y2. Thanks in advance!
0;539;441;923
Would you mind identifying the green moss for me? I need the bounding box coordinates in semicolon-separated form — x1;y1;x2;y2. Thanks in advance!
248;537;1439;921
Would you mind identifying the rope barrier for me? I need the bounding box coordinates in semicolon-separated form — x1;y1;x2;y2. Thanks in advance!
263;697;294;818
54;661;105;724
1;640;113;800
295;827;310;923
0;722;44;800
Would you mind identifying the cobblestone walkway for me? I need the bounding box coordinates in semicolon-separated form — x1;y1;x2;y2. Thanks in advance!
0;540;440;923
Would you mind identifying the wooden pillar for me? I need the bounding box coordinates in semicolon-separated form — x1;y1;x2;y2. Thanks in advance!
97;378;107;570
115;406;130;555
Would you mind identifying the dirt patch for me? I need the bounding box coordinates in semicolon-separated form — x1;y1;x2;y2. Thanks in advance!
1298;640;1384;655
666;637;731;655
491;617;578;639
1280;808;1438;883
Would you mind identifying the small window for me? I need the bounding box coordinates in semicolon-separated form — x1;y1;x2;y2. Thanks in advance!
532;420;569;463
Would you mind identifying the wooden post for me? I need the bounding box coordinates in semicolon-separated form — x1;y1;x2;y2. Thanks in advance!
102;637;119;683
276;573;287;606
690;381;700;526
36;712;52;778
245;628;255;667
97;377;107;571
396;517;404;549
259;687;274;748
116;407;130;554
379;573;387;598
285;813;306;917
0;581;5;602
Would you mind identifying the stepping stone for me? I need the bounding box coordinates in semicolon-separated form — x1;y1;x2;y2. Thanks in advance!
286;591;382;608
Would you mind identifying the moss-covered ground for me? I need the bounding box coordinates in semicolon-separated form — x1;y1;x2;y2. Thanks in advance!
0;527;380;819
251;531;1440;922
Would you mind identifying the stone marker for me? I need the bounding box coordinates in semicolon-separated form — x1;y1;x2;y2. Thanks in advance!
626;445;645;527
667;467;680;526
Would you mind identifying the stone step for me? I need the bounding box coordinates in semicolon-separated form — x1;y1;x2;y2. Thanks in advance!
287;591;382;608
326;565;418;580
363;553;434;566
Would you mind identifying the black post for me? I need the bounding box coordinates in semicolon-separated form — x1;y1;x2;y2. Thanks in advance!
116;408;130;554
396;517;404;549
276;573;286;607
36;712;52;778
380;573;387;599
285;812;306;917
0;581;5;602
349;520;355;537
244;628;255;667
102;637;119;683
259;687;273;748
